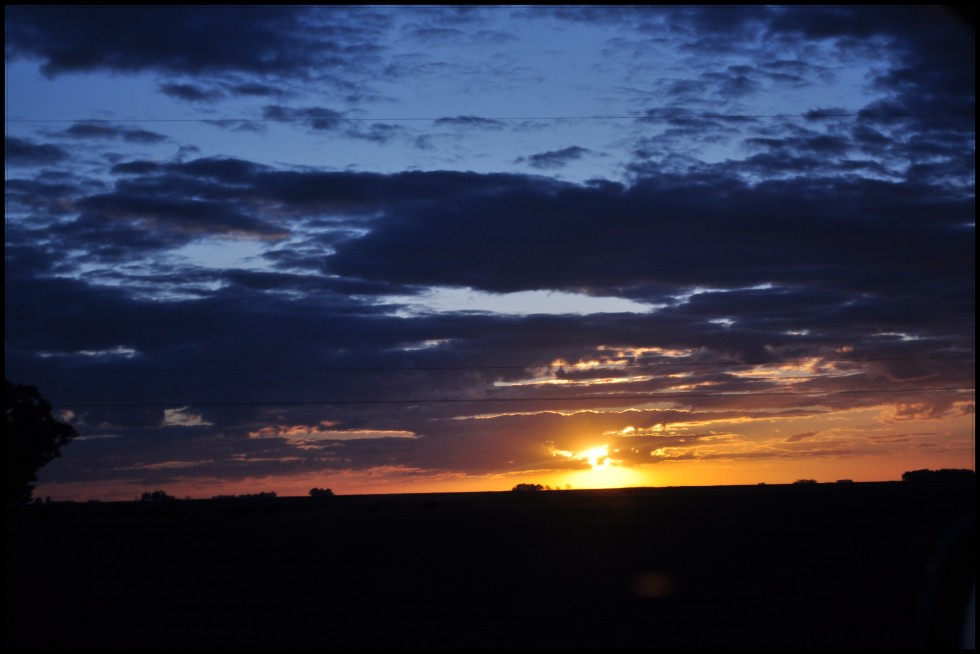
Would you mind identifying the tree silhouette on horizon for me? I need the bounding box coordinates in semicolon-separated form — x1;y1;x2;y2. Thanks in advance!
5;380;78;504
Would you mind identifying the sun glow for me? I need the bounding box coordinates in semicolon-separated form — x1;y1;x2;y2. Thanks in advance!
546;441;659;489
581;446;612;470
552;444;614;470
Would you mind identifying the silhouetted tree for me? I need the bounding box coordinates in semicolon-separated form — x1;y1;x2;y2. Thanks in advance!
309;487;334;498
793;479;818;485
139;490;176;502
512;483;545;492
902;469;975;484
5;380;78;505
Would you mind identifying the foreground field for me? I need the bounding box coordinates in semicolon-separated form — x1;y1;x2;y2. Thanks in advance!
6;483;974;649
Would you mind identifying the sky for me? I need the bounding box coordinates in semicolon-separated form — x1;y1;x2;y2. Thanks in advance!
5;6;975;500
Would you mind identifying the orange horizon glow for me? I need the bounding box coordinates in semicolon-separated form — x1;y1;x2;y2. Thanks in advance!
34;390;974;502
36;450;975;503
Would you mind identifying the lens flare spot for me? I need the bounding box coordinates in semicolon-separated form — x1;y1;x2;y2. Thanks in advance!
633;571;675;599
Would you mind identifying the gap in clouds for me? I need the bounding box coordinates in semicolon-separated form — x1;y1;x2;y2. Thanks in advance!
382;287;660;317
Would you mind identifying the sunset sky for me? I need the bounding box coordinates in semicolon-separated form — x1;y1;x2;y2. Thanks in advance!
5;6;974;500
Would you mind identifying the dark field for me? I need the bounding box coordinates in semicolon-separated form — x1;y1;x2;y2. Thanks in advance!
6;482;974;649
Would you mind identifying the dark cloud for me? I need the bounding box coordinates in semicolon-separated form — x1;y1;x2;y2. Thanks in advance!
31;156;968;326
123;129;168;144
518;146;592;169
74;192;287;241
804;108;851;120
263;105;346;131
434;115;508;129
203;120;269;134
61;122;167;144
111;161;163;175
768;7;974;119
743;133;852;157
325;171;971;304
5;173;106;221
256;106;403;142
413;135;436;151
652;64;812;112
638;108;752;129
349;123;405;144
5;136;68;166
656;79;713;103
401;5;490;27
766;6;950;45
159;82;224;103
59;123;118;139
170;157;267;180
763;59;823;77
226;82;288;98
700;70;758;98
217;269;415;298
5;6;367;77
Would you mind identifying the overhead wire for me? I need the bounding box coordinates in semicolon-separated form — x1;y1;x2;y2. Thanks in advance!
5;112;976;125
50;385;975;408
7;354;974;375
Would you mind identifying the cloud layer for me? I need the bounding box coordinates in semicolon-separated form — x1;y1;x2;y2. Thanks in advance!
5;6;973;498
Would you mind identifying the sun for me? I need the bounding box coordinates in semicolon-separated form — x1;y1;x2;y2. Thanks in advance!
550;443;613;470
580;445;612;471
548;443;649;489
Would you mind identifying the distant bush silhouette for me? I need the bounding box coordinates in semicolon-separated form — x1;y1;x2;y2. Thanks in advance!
5;380;79;504
139;490;177;502
309;487;334;498
793;479;818;485
512;483;545;491
902;469;975;484
212;491;278;500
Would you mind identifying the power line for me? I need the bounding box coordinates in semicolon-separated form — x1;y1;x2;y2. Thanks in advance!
5;112;975;125
7;355;974;375
54;386;974;408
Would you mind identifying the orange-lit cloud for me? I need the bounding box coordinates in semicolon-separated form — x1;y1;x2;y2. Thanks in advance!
249;422;416;443
162;407;213;427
